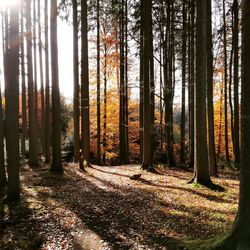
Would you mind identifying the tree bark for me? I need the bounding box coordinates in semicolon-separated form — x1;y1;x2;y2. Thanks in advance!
73;0;80;162
50;0;63;172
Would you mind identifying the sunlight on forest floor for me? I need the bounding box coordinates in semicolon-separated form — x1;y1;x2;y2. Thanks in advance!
0;164;239;250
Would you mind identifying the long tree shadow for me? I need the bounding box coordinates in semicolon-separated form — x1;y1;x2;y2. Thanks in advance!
32;166;235;249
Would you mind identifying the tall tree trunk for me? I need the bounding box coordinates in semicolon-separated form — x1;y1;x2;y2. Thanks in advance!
38;0;45;157
206;0;217;176
96;0;101;165
119;0;126;164
44;0;51;163
223;0;230;162
219;1;250;247
180;0;186;164
73;0;80;162
5;1;20;201
233;0;240;166
20;0;27;159
191;0;211;185
26;0;39;166
141;0;153;171
50;0;63;172
33;0;38;123
80;0;90;169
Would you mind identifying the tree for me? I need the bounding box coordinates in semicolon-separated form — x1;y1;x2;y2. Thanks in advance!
80;0;90;169
180;0;187;164
38;0;45;156
233;0;240;166
26;0;39;166
44;0;51;163
73;0;80;162
140;0;154;171
207;0;217;176
5;1;20;201
96;0;101;165
218;1;250;248
191;0;211;185
50;0;63;173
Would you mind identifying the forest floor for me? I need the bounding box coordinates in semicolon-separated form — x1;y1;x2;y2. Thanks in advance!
0;163;239;250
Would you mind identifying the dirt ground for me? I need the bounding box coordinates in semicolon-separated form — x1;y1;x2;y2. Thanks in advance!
0;164;239;250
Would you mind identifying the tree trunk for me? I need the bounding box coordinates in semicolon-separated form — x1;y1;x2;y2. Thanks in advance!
44;0;51;163
218;1;250;248
96;0;101;165
233;0;240;166
180;0;186;164
5;1;20;201
192;0;212;185
80;0;90;169
38;0;45;157
73;0;80;162
26;0;39;166
50;0;63;173
206;0;217;176
223;0;230;162
141;0;153;171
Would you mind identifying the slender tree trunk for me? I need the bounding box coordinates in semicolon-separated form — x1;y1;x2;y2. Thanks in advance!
233;0;240;166
38;0;45;157
141;0;153;171
5;1;20;201
103;43;107;164
44;0;50;162
73;0;80;162
119;0;126;164
26;0;39;166
21;0;27;159
180;0;186;164
207;0;217;176
96;0;101;165
223;0;230;162
44;0;51;163
80;0;90;169
50;0;63;172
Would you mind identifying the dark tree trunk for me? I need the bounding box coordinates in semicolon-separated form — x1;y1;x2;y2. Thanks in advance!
5;1;20;201
44;0;51;163
206;0;217;176
50;0;63;173
26;0;39;166
73;0;80;162
80;0;90;169
218;1;250;248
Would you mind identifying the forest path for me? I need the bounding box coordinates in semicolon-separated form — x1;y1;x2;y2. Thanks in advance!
0;163;239;250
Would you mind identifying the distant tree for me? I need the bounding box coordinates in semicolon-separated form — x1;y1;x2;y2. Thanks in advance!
5;1;20;201
50;0;63;173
